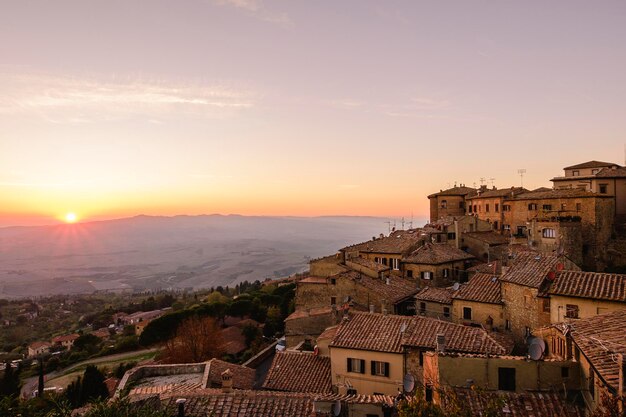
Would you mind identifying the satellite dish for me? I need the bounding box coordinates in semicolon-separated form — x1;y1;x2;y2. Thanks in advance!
332;400;342;417
452;282;460;291
529;343;543;360
403;374;415;392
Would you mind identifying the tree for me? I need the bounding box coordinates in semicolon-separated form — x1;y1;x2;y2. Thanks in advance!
73;334;102;354
0;360;21;398
65;365;109;408
37;359;44;398
162;316;224;363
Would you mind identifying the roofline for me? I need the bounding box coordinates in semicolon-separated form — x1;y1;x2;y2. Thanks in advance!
451;297;503;305
328;344;403;355
569;335;618;395
547;292;626;303
506;193;613;200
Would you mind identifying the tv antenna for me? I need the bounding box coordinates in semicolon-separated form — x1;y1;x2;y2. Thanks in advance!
401;217;405;230
489;178;496;188
517;169;526;187
384;221;392;234
479;177;485;186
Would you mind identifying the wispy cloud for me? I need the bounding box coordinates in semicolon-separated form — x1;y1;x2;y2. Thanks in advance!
0;71;255;123
212;0;292;27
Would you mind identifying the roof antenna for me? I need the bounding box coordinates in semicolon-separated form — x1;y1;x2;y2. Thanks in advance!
489;178;496;188
517;169;526;187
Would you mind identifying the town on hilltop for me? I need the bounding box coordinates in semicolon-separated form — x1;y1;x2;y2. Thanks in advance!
4;160;626;417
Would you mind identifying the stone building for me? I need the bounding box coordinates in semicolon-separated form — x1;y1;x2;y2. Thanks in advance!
451;273;505;331
341;229;423;272
414;287;453;321
328;312;512;395
466;186;528;231
547;270;626;322
536;310;626;415
499;252;579;343
551;160;626;223
428;185;477;222
401;243;474;286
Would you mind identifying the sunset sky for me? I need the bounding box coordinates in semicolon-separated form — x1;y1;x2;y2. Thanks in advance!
1;1;625;226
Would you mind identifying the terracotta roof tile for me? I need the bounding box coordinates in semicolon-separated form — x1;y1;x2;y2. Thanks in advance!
285;306;334;321
466;187;528;200
346;256;390;272
160;390;315;417
262;352;332;394
317;325;339;341
453;273;502;305
508;188;611;200
348;271;419;304
500;252;564;288
415;287;454;305
563;160;620;170
462;231;509;246
557;310;626;391
428;186;477;198
51;333;80;343
330;312;512;355
403;243;474;265
343;230;422;254
204;359;255;390
447;388;584;417
548;271;626;302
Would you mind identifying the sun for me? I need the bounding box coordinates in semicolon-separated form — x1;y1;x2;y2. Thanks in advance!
64;212;78;223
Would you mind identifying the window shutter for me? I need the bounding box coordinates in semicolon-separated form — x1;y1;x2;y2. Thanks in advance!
347;358;352;372
371;361;376;375
360;359;365;374
384;363;390;377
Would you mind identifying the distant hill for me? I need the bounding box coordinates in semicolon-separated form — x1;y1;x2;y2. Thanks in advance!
0;215;425;298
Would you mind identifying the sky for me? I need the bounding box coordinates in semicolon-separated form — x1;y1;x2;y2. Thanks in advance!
1;0;626;227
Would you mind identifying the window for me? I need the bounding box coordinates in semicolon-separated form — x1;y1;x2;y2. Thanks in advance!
498;368;516;391
419;351;424;366
599;184;608;194
463;307;472;320
503;224;511;231
374;257;379;263
542;228;556;238
441;200;447;209
382;258;388;266
421;271;432;280
561;203;566;210
447;232;456;240
443;307;450;318
407;270;413;278
459;201;465;209
495;203;499;212
347;358;365;374
528;203;538;210
543;299;551;312
425;386;433;402
561;367;569;378
371;361;390;377
493;221;499;230
542;204;552;211
468;205;472;213
486;204;490;212
572;170;580;176
330;278;337;285
576;203;582;212
505;320;511;330
331;297;336;305
566;304;579;319
419;302;426;315
393;258;400;270
503;205;511;212
443;268;449;278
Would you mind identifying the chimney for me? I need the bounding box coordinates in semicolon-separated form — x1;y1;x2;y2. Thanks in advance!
369;304;375;314
385;277;390;285
176;398;187;417
436;334;446;352
485;316;493;332
221;369;233;393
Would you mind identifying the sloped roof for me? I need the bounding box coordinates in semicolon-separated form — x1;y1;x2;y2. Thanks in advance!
344;230;422;254
559;310;626;391
563;160;620;170
29;341;52;349
428;186;477;198
548;271;626;302
51;333;80;343
552;166;626;181
448;388;584;417
346;256;390;272
415;287;454;305
403;243;474;265
500;252;563;288
160;390;315;417
262;352;332;394
453;273;502;305
462;231;509;246
330;312;512;355
466;187;528;200
351;271;419;304
204;359;255;390
507;188;611;200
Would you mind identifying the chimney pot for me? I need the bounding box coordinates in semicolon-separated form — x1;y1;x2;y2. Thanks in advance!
176;398;187;417
436;334;446;352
